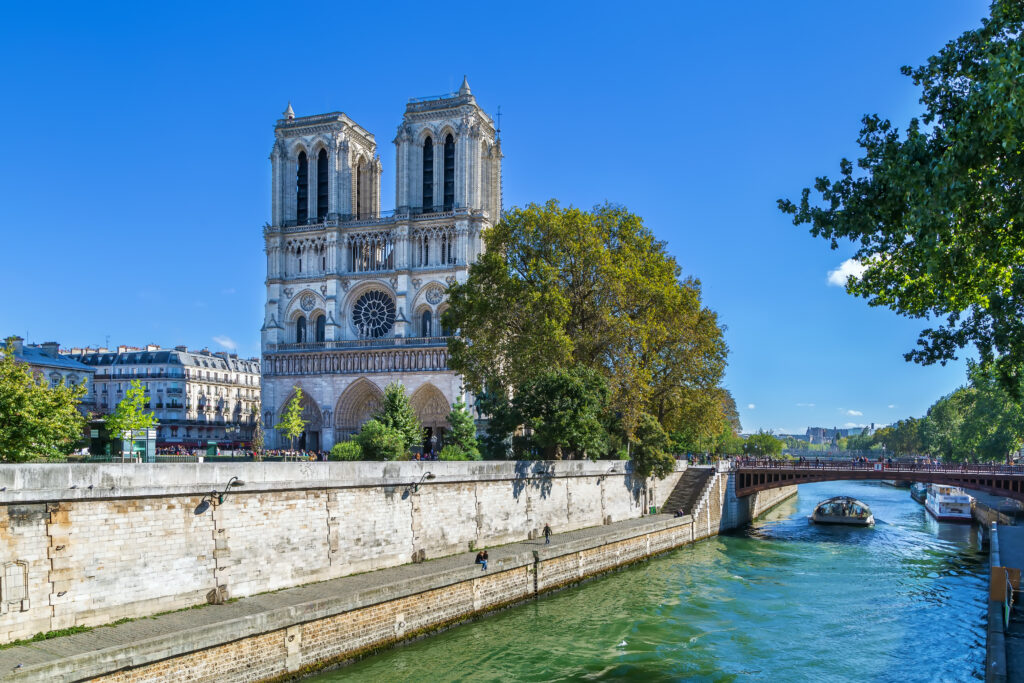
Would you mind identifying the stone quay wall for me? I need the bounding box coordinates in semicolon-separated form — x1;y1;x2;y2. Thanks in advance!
88;519;702;683
0;461;684;644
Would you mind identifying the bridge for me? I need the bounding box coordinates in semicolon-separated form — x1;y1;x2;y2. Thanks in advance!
734;461;1024;503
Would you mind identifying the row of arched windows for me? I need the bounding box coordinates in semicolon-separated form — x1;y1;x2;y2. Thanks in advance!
296;149;329;224
419;310;453;337
295;314;327;343
422;135;455;212
295;310;448;342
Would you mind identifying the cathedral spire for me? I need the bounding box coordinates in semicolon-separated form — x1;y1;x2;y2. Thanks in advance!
458;76;471;96
283;102;295;120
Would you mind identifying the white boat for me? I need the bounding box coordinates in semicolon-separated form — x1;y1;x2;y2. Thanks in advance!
924;484;973;522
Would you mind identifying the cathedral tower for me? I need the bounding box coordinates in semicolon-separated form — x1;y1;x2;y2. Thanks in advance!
261;81;501;452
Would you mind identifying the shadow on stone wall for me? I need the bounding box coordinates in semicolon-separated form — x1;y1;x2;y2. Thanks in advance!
512;461;554;499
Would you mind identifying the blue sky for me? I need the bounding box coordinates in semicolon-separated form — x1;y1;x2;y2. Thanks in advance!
0;1;991;433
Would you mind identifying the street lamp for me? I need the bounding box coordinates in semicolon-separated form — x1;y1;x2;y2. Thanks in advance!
406;472;435;495
193;476;246;515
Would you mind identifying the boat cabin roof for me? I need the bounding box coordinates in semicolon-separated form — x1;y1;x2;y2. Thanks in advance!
814;496;871;510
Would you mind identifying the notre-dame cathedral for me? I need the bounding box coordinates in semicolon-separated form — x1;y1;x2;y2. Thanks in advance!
260;79;501;451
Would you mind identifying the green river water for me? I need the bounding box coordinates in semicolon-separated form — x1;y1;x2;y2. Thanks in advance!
312;481;987;682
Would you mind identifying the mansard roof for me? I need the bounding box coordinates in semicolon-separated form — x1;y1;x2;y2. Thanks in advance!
16;345;93;372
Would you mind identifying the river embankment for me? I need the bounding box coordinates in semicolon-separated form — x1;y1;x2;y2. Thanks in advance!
0;462;795;681
322;481;987;683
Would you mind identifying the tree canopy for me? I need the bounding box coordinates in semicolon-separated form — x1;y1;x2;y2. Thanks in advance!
373;382;422;452
779;0;1024;393
443;397;481;460
743;430;785;458
276;387;307;450
0;338;87;462
444;201;728;468
105;379;158;446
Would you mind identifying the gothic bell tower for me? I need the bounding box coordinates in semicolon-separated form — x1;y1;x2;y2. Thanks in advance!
269;105;382;226
393;77;501;221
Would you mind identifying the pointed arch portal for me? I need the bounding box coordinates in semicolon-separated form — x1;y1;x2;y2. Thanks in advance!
334;378;385;441
277;388;323;451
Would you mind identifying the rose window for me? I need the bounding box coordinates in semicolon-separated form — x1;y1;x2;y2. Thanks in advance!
352;290;396;338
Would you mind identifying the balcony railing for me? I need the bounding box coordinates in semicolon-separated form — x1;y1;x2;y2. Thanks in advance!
266;336;451;352
266;207;485;234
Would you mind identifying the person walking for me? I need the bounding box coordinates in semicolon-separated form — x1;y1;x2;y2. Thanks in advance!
543;523;552;545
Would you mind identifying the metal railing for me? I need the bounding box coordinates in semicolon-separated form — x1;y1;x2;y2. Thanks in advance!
734;459;1024;475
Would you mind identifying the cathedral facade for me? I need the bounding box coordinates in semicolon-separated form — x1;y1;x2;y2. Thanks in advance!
261;79;501;451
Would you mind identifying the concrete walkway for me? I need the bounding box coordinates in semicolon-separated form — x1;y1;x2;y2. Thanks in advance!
0;514;683;680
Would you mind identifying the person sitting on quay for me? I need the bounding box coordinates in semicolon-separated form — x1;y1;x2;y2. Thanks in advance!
475;550;488;571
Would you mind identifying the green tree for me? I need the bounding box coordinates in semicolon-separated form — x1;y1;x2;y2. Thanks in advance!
512;366;610;460
329;440;363;461
717;430;747;456
276;387;307;451
780;1;1024;394
444;397;481;460
960;362;1024;462
920;389;975;461
630;413;676;478
444;201;728;446
374;382;422;452
743;430;784;458
355;419;406;460
885;418;924;456
105;379;158;455
0;338;87;462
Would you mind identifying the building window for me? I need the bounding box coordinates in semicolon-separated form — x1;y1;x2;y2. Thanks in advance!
443;134;455;211
421;310;432;337
315;314;326;342
296;316;306;343
296;151;309;224
316;148;328;220
422;136;433;211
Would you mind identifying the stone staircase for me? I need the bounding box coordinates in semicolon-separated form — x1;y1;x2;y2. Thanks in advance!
662;467;714;515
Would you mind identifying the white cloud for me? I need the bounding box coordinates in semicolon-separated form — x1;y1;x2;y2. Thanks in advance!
843;422;867;428
846;409;863;416
887;404;896;409
796;402;815;408
747;403;756;410
827;258;867;287
213;335;237;351
221;287;237;295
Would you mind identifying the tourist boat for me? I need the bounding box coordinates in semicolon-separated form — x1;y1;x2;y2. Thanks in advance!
924;484;973;522
809;496;874;526
910;483;927;504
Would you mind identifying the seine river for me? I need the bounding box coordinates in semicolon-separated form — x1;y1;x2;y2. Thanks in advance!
312;481;987;682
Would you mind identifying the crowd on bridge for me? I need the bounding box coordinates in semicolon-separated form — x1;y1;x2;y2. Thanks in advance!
732;455;1024;475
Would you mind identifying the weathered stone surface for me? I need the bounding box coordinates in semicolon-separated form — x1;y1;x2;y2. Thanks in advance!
0;461;682;643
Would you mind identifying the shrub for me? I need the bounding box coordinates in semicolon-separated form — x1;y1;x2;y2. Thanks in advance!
355;419;407;461
439;444;481;461
329;441;362;461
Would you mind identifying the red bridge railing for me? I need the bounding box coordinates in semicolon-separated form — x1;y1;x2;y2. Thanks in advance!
732;459;1024;476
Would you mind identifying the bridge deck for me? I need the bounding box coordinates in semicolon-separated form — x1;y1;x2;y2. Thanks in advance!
733;462;1024;504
